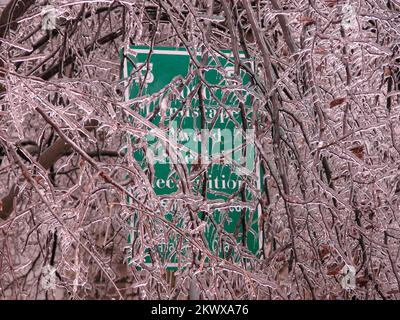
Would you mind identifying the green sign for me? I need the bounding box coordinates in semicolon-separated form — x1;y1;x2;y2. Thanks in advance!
122;46;261;269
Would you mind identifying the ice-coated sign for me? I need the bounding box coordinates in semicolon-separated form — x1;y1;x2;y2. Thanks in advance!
122;46;261;269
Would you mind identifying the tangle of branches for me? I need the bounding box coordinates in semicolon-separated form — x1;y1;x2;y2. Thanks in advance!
0;0;399;300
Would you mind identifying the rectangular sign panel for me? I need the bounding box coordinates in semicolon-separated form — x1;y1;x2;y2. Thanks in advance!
122;46;261;269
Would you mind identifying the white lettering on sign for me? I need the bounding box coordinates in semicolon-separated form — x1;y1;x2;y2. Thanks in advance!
154;176;243;191
144;125;255;176
134;63;154;84
155;178;175;189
